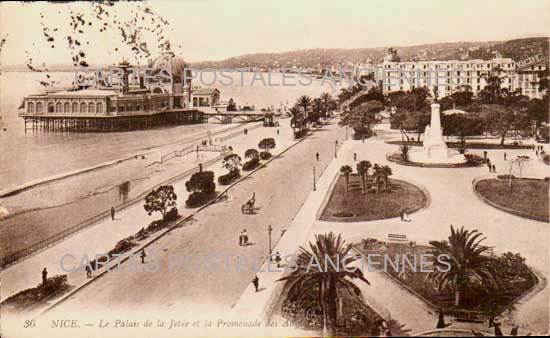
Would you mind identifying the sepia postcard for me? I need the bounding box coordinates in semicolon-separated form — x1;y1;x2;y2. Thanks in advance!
0;1;549;337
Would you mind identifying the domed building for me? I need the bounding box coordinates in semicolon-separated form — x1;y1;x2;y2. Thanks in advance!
149;51;193;109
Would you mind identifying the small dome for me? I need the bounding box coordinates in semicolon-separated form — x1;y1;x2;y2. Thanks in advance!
150;51;188;79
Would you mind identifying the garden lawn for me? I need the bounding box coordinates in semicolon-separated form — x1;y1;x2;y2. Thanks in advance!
475;178;549;222
320;175;427;222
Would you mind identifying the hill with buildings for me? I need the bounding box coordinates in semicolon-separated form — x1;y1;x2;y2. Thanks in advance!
191;37;548;69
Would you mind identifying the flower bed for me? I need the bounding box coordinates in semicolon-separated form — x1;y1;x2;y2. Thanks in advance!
386;140;533;149
386;152;483;168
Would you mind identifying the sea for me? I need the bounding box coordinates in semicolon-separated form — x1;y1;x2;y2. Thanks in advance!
0;71;342;192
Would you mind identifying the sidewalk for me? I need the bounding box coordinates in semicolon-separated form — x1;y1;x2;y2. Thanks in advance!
0;120;284;303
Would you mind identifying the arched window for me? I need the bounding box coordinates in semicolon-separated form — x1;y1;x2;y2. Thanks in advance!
119;105;125;112
64;102;70;113
36;102;43;113
48;102;55;113
56;102;62;113
80;102;87;114
28;102;34;113
88;102;95;114
72;102;78;113
96;102;103;114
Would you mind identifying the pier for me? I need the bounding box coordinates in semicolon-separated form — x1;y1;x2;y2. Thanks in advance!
20;109;207;133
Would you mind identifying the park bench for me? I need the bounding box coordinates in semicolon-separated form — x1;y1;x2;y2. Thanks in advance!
387;233;408;242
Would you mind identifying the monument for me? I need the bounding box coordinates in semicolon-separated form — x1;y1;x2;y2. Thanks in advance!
408;103;466;164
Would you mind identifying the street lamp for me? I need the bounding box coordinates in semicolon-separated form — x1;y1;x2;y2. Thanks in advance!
313;166;316;191
268;225;273;260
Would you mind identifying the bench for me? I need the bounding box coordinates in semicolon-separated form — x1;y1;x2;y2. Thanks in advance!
387;234;408;242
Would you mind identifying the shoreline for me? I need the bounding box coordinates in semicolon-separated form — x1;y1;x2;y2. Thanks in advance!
0;123;245;199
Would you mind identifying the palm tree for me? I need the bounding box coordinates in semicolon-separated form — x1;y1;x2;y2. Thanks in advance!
320;92;333;116
373;164;392;192
297;95;313;127
340;165;353;192
277;232;370;335
356;160;371;194
428;225;497;307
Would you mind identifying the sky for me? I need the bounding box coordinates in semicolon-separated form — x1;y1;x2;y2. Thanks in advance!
1;0;549;66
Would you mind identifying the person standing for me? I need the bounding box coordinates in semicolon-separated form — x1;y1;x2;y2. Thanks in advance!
140;250;147;264
252;275;259;292
504;152;507;161
42;267;48;285
242;229;248;246
400;208;404;221
274;251;282;268
111;206;116;221
354;153;357;161
492;164;496;173
239;231;243;246
85;265;92;278
316;152;319;161
277;129;280;136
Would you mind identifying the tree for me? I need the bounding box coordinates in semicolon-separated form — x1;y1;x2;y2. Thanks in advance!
481;104;527;145
372;164;392;192
296;95;313;126
527;97;549;136
340;165;352;192
356;160;371;194
222;153;242;176
185;171;215;195
342;100;384;140
399;144;410;161
143;185;177;220
320;92;333;116
277;232;370;335
442;113;484;143
508;156;531;188
258;138;276;156
227;98;237;112
244;148;259;160
428;225;497;307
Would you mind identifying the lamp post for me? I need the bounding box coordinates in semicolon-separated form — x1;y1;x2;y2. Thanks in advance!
267;225;273;260
346;126;348;141
313;166;316;191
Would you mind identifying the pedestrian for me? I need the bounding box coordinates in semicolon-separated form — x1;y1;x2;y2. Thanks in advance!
42;267;48;285
244;128;248;135
354;153;357;161
400;208;404;221
274;251;282;268
536;150;539;156
85;265;92;278
316;152;319;161
504;152;507;161
252;275;259;292
277;129;280;136
239;231;243;246
483;151;487;160
140;250;147;264
492;164;496;173
242;229;248;246
487;160;491;172
110;206;115;220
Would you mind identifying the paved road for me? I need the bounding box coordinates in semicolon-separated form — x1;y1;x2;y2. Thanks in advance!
44;119;347;318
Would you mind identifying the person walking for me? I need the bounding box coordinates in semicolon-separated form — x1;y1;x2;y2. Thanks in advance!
140;250;147;264
483;151;487;160
85;265;92;278
274;251;282;268
42;267;48;285
354;153;357;161
277;129;280;136
242;229;248;246
504;152;507;161
252;275;259;292
316;152;320;161
492;164;496;173
400;208;404;221
110;206;116;220
239;231;243;246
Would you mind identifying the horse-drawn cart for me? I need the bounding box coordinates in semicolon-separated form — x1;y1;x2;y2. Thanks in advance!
241;193;255;214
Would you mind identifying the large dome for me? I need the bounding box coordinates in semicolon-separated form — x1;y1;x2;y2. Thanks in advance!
150;51;188;80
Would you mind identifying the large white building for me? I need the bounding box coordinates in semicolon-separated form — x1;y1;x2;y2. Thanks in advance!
355;49;548;99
